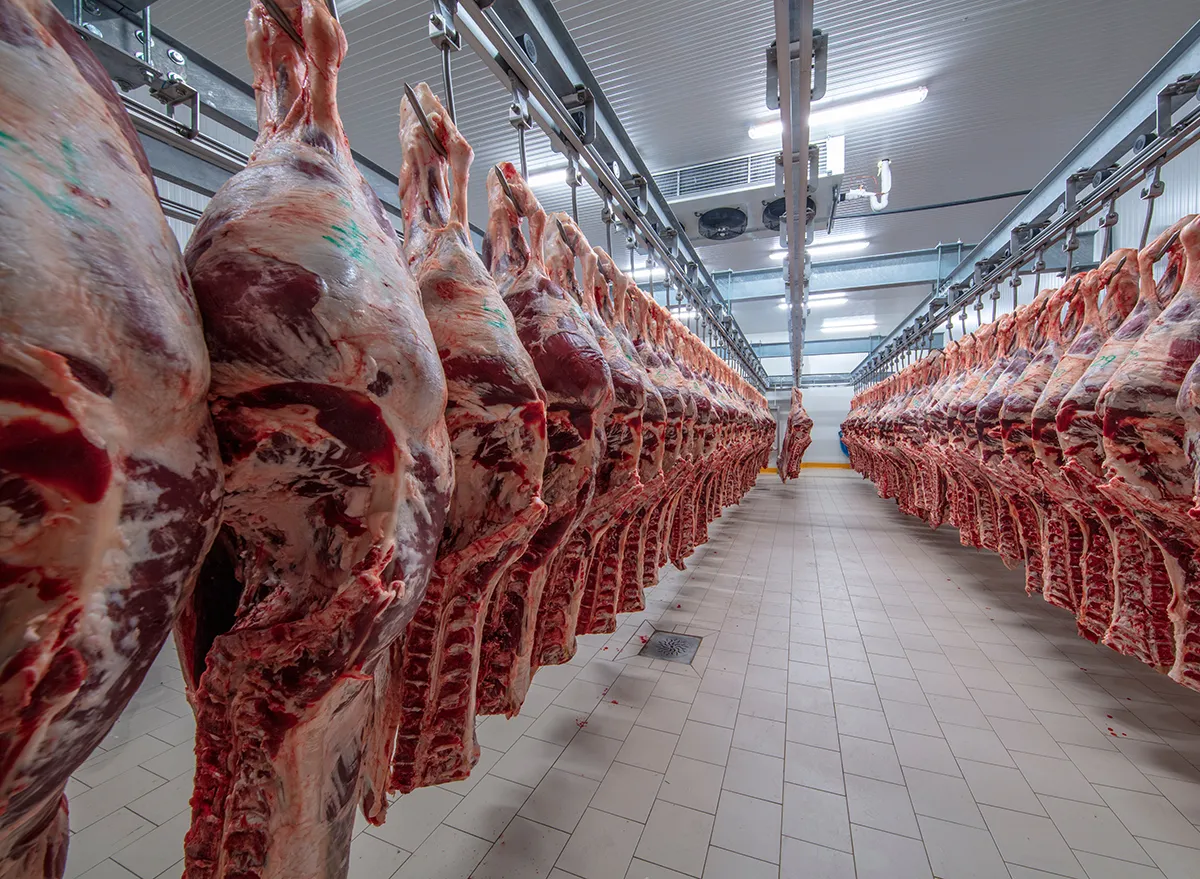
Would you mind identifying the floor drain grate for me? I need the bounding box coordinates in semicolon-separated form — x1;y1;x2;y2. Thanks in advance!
639;630;702;664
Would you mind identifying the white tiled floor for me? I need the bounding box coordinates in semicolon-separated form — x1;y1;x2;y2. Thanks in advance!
65;473;1200;878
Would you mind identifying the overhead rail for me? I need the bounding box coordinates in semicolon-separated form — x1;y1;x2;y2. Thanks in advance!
63;0;767;387
852;22;1200;388
773;0;815;383
456;0;769;388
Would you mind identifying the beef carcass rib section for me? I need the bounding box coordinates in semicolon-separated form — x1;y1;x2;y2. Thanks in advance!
387;84;548;794
174;4;452;875
476;164;614;715
0;3;221;875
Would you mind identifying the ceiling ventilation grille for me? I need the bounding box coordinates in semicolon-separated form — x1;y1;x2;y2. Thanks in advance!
657;152;778;200
656;143;833;202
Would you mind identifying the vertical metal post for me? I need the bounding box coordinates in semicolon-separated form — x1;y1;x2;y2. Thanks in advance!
441;48;455;122
774;0;813;386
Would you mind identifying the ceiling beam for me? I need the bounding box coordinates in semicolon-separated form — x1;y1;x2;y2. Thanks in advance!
755;333;943;358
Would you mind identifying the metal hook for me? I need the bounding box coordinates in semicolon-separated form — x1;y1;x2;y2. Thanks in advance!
1105;254;1129;285
262;0;303;46
403;83;448;158
554;217;578;251
493;165;520;213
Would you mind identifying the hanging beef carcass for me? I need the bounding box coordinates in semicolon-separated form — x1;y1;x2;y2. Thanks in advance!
0;3;222;874
1102;214;1200;689
779;388;813;481
175;3;453;874
598;261;668;616
539;217;646;642
632;295;690;593
1031;251;1139;628
386;83;547;793
477;165;613;713
1058;224;1187;659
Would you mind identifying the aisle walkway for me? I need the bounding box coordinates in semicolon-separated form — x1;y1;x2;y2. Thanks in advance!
65;474;1200;879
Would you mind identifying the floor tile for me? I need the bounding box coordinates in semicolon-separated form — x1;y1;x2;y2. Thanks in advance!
617;726;679;774
782;783;851;852
676;721;733;767
850;824;933;879
492;735;565;788
364;786;461;851
844;773;920;839
979;804;1085;878
687;693;740;729
636;800;716;877
783;741;844;794
785;710;839;750
702;847;778;879
659;755;725;814
840;735;903;784
723;748;784;803
638;697;692;736
557;809;642;879
732;715;786;758
960;759;1047;815
393;825;491;879
444;775;532;841
892;730;961;777
591;761;663;823
778;838;855;879
918;814;1010;879
557;731;625;781
346;834;409;879
1039;794;1153;864
520;768;601;833
1093;784;1200;847
710;791;782;864
903;766;985;828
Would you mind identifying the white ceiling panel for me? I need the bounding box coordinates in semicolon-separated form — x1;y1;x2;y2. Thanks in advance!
144;0;1200;369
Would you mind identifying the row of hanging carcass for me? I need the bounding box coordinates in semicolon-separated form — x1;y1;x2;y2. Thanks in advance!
842;213;1200;691
0;1;773;875
779;388;814;481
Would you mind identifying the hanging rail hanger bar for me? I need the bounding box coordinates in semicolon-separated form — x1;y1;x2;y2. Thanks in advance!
453;0;768;389
854;23;1200;380
857;97;1200;379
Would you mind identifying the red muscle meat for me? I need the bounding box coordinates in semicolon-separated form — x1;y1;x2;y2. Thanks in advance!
541;215;645;643
387;84;548;794
175;4;453;875
779;388;813;481
478;165;614;714
0;3;222;875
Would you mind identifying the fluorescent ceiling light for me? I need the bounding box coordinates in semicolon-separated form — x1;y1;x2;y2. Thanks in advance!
670;309;698;321
748;119;783;140
823;315;876;328
821;321;876;334
810;86;929;130
526;165;568;188
632;267;667;282
749;86;928;140
808;293;848;308
777;299;792;310
768;250;789;261
808;240;870;258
